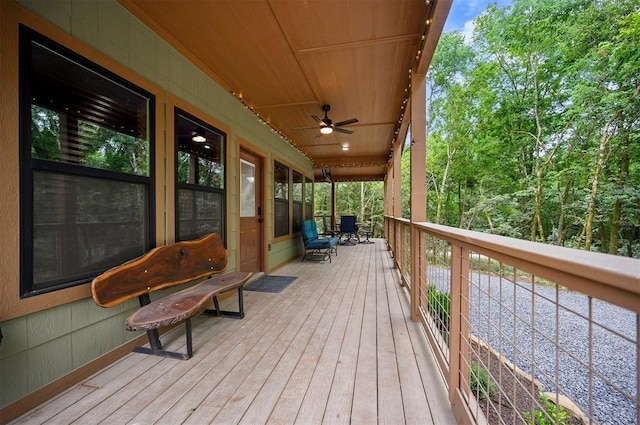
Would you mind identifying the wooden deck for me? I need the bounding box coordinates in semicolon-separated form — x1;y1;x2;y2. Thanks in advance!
10;239;455;424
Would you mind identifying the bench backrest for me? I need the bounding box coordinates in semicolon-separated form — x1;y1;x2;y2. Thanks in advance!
91;233;227;308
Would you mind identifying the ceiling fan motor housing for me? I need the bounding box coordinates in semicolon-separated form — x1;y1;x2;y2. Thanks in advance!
322;104;332;126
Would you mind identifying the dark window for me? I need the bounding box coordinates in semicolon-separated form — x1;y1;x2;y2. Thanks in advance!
292;170;303;233
175;109;226;242
305;176;313;221
20;26;154;296
274;161;289;238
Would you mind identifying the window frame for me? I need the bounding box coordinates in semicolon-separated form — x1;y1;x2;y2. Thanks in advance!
292;170;303;234
304;175;314;222
174;108;227;245
273;160;290;239
19;26;156;297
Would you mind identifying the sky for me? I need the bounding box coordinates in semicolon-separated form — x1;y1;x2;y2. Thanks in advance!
443;0;512;38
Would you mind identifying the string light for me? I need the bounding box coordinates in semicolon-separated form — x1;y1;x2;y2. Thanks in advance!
230;90;312;162
387;5;433;164
231;4;436;169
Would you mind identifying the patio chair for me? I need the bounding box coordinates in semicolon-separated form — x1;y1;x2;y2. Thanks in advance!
358;221;375;244
301;220;338;262
320;215;340;237
339;215;359;245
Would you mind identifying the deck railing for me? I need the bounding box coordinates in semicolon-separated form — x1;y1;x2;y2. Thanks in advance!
384;216;640;425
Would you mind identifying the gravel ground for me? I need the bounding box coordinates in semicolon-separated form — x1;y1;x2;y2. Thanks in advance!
427;268;638;425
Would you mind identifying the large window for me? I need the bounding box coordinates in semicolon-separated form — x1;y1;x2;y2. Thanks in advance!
274;161;289;238
292;170;303;233
305;176;314;222
20;27;154;296
175;109;226;242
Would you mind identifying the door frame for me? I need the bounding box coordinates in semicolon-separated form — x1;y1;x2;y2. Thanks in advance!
237;141;266;272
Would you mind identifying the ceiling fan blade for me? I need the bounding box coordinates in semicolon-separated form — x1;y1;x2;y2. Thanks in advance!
311;115;322;123
334;127;354;135
334;118;358;127
292;126;319;130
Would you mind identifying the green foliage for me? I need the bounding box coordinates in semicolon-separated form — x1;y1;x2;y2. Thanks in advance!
523;394;571;425
470;361;498;400
401;143;411;219
31;106;61;160
82;124;149;176
425;0;640;257
31;105;149;176
426;285;450;331
314;181;385;237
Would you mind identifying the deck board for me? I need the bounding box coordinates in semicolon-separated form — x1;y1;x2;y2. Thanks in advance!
351;249;380;424
9;239;456;425
376;251;406;424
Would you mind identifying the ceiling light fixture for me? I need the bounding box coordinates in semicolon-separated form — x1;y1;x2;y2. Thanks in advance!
320;126;333;135
342;143;349;151
192;127;206;142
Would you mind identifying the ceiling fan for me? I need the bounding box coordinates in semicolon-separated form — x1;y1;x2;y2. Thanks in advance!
294;104;358;135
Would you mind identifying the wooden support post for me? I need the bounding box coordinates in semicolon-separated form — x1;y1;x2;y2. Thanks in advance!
449;244;471;422
410;70;426;321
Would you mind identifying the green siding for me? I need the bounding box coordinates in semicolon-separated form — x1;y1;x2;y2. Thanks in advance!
1;0;311;409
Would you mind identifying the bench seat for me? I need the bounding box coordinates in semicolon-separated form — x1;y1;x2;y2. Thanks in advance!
126;271;250;331
91;233;252;360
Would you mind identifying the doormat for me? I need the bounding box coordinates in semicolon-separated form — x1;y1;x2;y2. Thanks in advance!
244;275;297;293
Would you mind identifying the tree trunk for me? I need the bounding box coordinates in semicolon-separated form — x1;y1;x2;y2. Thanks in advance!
435;144;453;224
555;175;572;246
608;130;629;254
530;169;545;242
458;179;467;228
486;212;495;233
584;117;617;251
554;137;576;246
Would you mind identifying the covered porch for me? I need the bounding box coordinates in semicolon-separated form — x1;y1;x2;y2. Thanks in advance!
2;1;638;424
10;240;455;424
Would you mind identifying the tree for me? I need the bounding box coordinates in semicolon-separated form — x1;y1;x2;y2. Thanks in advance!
424;0;639;257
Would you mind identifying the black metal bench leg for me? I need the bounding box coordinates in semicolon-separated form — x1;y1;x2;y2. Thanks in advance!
204;287;244;319
131;294;193;360
185;318;193;358
148;329;162;350
132;326;191;360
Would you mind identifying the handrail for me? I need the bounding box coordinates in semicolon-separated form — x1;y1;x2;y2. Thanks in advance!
384;216;640;424
414;222;640;313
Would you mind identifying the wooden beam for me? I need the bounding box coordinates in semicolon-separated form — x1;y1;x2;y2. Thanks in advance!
410;71;427;322
296;33;421;55
417;0;452;75
313;155;388;168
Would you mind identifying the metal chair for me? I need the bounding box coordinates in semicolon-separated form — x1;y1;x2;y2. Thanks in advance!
339;215;359;245
301;220;338;262
358;221;375;244
319;215;340;237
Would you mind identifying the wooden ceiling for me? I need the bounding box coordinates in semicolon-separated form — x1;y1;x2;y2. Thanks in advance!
119;0;451;182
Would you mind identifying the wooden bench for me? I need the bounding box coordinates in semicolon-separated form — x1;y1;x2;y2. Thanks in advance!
91;233;252;360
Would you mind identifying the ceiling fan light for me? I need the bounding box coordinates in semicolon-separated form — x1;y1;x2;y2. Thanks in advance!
320;126;333;135
192;127;207;142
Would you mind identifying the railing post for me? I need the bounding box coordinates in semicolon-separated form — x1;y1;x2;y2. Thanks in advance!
391;220;397;266
410;224;422;320
449;243;471;422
